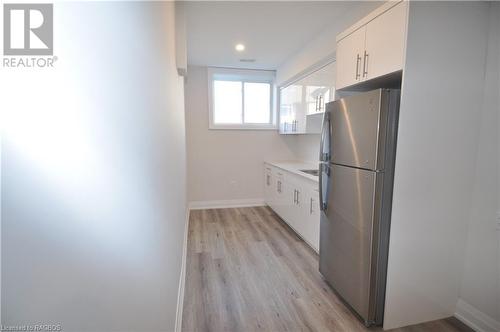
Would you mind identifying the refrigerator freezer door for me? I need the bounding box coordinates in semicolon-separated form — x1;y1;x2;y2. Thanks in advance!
330;89;385;171
319;163;382;324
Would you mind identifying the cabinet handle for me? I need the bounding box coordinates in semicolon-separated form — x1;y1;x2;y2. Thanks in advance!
277;180;281;193
318;95;323;112
355;54;361;80
363;51;369;78
310;198;313;214
293;190;297;204
296;190;300;205
266;174;270;186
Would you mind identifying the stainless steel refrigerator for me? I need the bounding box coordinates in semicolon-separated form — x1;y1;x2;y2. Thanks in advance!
318;89;400;326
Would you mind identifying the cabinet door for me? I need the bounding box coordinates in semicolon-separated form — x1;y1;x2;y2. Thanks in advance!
318;61;336;108
283;179;298;228
279;84;306;134
304;188;320;252
293;81;307;134
364;2;407;80
279;86;291;134
303;74;323;116
292;181;308;236
336;26;366;90
273;171;287;218
286;175;318;249
303;61;336;114
264;165;273;205
303;62;336;134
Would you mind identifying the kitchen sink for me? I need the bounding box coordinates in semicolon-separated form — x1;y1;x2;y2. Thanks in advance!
300;169;319;176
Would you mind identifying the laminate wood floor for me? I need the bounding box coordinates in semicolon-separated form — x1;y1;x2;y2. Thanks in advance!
182;206;471;332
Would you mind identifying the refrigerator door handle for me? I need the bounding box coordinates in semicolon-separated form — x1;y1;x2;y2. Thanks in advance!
319;165;323;211
319;111;331;162
319;163;330;211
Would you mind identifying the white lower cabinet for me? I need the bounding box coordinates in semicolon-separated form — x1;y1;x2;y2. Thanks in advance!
264;166;273;202
274;170;286;217
263;163;320;252
304;187;320;250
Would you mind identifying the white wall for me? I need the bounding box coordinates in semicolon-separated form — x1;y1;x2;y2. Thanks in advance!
185;66;297;206
286;134;321;163
384;1;491;329
456;3;500;331
1;2;187;331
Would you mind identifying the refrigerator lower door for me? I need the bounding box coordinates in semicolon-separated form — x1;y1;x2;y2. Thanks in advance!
319;163;383;325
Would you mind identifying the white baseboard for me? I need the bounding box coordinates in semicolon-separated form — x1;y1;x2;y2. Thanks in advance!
174;208;190;332
455;299;500;332
188;198;266;210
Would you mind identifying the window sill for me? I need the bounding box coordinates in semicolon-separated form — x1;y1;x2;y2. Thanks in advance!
208;124;278;131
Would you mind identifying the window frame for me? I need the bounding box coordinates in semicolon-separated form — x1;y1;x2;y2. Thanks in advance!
207;67;276;130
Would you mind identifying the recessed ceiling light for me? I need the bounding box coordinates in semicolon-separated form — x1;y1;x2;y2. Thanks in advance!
239;59;255;63
235;43;245;52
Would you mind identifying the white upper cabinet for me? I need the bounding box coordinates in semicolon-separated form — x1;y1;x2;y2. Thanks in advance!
279;61;335;134
336;1;407;90
364;2;407;80
279;83;305;133
336;26;366;89
302;61;336;114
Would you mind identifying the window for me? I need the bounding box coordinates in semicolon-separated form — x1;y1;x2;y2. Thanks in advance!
208;67;276;130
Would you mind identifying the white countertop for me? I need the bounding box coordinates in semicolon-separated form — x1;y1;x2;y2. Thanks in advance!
265;160;319;183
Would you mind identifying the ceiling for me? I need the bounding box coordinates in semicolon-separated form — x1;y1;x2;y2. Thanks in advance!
183;1;381;70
